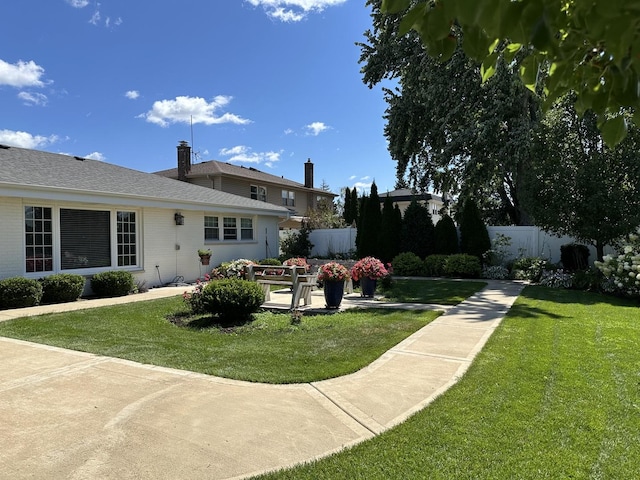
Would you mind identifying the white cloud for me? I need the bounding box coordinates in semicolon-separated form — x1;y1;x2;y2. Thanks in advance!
18;91;48;106
125;90;139;99
219;145;282;168
141;95;251;127
284;128;294;135
0;59;46;88
84;151;105;161
0;130;58;149
349;175;356;180
353;181;372;194
305;121;330;136
247;0;347;22
66;0;89;7
89;10;100;25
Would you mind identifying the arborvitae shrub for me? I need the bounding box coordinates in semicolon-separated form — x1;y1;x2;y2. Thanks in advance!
424;254;449;276
0;277;43;309
40;274;85;304
443;254;482;278
560;243;590;271
392;252;425;276
434;215;459;254
459;199;491;259
199;279;264;322
91;270;135;298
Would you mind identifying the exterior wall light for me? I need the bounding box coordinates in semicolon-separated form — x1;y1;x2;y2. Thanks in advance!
174;212;185;225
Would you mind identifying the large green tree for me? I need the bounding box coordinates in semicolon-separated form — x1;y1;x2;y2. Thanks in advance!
381;0;640;147
378;195;403;263
359;0;539;225
401;198;435;258
522;97;640;260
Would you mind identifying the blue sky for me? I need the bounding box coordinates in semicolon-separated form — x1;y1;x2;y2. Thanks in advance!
0;0;399;196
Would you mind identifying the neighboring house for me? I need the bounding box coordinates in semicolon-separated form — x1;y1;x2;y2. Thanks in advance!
0;145;289;290
154;142;336;229
380;189;448;223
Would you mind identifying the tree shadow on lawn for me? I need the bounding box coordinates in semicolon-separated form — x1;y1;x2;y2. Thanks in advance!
166;310;253;332
522;285;640;308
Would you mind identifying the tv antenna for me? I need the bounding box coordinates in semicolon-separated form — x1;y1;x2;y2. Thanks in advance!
190;115;202;163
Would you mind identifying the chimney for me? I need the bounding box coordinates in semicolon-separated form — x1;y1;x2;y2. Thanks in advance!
304;158;314;188
177;141;191;182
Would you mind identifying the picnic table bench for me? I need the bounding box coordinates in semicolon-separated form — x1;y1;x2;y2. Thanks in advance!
246;265;318;309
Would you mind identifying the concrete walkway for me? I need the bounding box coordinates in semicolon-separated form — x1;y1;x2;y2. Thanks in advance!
0;280;524;479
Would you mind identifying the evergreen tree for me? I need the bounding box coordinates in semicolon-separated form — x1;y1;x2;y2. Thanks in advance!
434;214;459;254
379;195;400;263
355;194;368;256
400;198;435;259
343;187;353;225
356;182;383;258
459;199;491;259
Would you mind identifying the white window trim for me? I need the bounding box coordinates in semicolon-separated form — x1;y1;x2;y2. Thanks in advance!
204;214;257;244
23;204;142;277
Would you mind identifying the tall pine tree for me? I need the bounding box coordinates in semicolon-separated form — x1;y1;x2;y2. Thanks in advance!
401;198;435;259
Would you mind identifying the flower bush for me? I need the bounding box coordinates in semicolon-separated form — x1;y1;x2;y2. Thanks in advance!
482;265;510;280
317;262;350;282
183;274;210;314
351;256;388;281
221;258;255;278
595;228;640;297
539;269;574;289
283;257;310;272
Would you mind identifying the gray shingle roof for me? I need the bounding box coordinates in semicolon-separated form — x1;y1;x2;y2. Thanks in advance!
0;145;290;216
155;159;336;197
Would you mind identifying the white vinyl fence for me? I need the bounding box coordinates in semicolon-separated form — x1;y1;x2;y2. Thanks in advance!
282;226;613;265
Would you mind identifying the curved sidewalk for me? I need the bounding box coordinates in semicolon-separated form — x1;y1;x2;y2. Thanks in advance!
0;280;524;480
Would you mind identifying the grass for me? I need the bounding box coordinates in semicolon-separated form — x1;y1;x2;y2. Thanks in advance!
380;278;487;304
0;296;441;383
254;286;640;479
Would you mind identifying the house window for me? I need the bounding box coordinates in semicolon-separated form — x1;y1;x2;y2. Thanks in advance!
251;185;267;202
117;211;137;266
204;216;219;241
25;206;53;273
240;218;254;240
25;206;139;274
223;217;237;240
282;190;295;207
60;209;111;269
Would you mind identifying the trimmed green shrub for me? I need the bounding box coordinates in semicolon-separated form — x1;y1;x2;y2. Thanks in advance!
571;267;603;291
392;252;425;276
459;198;491;260
258;258;282;266
434;215;459;255
560;243;590;271
424;254;448;277
40;274;85;304
90;270;135;298
510;257;550;282
443;254;482;278
0;277;43;309
199;279;264;321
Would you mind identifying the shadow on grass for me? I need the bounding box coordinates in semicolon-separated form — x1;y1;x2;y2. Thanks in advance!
167;310;254;331
522;285;640;308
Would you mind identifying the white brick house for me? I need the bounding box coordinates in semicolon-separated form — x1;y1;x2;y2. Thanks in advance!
0;145;289;289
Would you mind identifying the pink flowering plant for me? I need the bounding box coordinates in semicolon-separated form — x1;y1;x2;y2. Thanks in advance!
283;257;310;272
350;256;388;281
183;274;211;314
317;262;350;282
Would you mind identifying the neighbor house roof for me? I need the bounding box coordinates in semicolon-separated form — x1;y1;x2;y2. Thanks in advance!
0;145;290;216
155;160;336;197
380;189;443;203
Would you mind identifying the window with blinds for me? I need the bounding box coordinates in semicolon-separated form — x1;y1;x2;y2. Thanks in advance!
60;209;111;269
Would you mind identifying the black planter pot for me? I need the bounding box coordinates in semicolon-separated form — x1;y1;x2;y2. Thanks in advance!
360;277;377;298
323;280;345;309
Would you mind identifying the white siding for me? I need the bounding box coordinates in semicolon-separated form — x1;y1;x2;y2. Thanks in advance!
0;197;26;278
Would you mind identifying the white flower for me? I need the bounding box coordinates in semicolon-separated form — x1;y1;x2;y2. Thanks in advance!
624;245;634;254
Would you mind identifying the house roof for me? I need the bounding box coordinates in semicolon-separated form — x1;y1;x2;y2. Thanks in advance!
0;145;290;216
155;160;336;197
380;189;443;203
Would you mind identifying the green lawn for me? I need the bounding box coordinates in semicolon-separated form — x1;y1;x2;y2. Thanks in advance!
381;278;487;304
0;297;440;383
254;286;640;479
